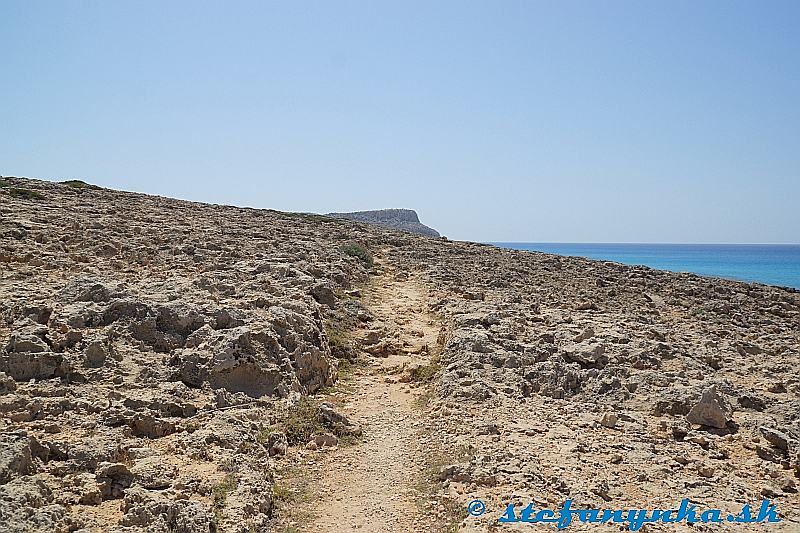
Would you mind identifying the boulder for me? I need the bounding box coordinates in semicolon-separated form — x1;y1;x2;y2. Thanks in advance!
0;352;69;381
5;333;49;353
686;385;733;429
120;487;214;532
83;340;108;368
310;283;337;307
0;372;16;394
563;343;607;367
95;462;133;500
267;432;288;457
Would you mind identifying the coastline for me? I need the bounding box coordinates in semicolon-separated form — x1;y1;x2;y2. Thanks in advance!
491;242;800;291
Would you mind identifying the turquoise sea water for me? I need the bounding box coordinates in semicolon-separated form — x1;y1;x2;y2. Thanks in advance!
491;243;800;290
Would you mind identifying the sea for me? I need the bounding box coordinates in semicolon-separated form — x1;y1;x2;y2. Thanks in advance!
490;243;800;290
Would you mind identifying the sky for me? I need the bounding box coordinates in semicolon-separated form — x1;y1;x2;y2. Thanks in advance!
1;1;798;243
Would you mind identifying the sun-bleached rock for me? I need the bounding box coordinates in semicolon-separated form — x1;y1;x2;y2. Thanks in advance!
686;385;733;429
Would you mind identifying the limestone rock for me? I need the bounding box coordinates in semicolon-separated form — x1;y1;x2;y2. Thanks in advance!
319;402;362;437
130;414;176;439
96;462;133;500
309;433;338;448
0;476;74;532
119;487;214;532
0;371;16;394
327;209;440;237
686;386;733;429
599;412;618;428
130;456;176;490
2;176;800;529
267;432;288;457
83;339;108;368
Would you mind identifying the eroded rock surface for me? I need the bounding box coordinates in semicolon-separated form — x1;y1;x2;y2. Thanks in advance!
1;177;799;531
0;178;382;531
327;208;440;237
384;235;800;530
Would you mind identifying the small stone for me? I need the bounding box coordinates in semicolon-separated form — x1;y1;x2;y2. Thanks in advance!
685;434;710;448
759;426;791;452
671;421;689;441
309;433;338;448
697;464;715;478
599;412;618;428
779;477;797;493
767;382;787;393
84;341;107;368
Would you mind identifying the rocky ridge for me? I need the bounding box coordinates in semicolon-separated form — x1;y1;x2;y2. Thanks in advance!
1;176;799;532
326;209;440;238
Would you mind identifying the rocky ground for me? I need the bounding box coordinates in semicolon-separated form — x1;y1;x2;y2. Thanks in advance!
386;237;800;531
1;177;798;532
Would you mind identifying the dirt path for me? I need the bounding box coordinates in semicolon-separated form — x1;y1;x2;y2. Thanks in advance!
301;258;443;532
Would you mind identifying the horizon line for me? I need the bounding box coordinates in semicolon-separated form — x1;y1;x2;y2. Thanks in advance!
488;241;800;246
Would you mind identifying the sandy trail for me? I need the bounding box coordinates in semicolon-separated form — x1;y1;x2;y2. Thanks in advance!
303;258;443;532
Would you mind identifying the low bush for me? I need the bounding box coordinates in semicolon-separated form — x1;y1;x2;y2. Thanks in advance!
7;187;44;200
341;243;373;268
409;361;441;382
212;473;238;510
282;397;324;445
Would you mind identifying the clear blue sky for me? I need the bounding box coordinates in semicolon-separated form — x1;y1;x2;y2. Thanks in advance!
2;1;798;243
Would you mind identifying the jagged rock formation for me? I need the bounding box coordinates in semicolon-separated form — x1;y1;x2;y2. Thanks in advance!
390;241;800;530
326;208;440;237
1;177;799;531
0;177;378;532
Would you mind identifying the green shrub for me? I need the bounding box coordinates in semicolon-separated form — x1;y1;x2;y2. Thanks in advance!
409;361;441;382
212;473;239;510
61;179;99;189
284;212;341;224
341;243;373;268
7;187;44;200
272;484;294;502
283;398;324;445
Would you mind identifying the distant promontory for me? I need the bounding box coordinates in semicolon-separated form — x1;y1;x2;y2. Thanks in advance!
327;209;440;237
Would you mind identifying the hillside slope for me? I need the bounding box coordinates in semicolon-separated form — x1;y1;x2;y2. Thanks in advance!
1;177;798;532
